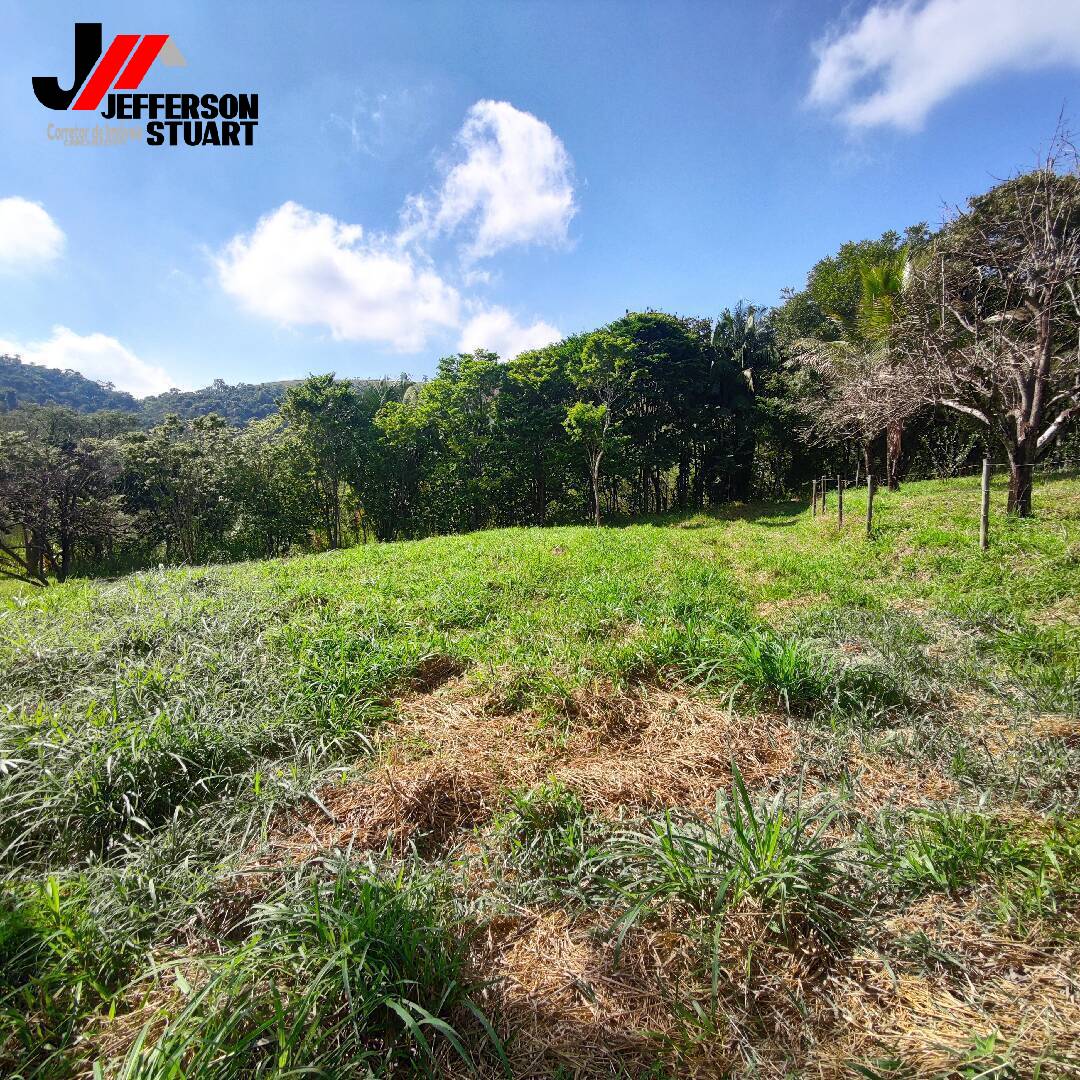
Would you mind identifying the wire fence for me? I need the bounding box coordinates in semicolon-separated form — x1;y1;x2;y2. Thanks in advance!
809;458;1078;549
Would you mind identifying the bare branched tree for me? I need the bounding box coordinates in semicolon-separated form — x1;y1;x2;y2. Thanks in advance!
793;249;918;486
898;139;1080;515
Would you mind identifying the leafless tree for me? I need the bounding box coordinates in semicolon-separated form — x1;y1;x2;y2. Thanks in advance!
792;250;917;487
897;141;1080;515
793;338;921;480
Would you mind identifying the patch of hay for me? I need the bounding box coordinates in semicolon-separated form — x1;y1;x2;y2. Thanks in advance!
466;908;720;1077
77;955;206;1068
842;748;959;813
555;688;796;813
261;684;798;864
757;594;828;622
267;761;499;861
813;897;1080;1077
1033;713;1080;747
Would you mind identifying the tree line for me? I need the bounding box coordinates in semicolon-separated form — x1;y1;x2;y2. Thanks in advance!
1;151;1078;585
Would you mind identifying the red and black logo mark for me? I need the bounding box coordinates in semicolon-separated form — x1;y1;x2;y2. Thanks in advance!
34;23;258;147
33;23;171;111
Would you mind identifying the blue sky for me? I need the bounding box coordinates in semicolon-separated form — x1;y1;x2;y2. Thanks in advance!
2;0;1079;395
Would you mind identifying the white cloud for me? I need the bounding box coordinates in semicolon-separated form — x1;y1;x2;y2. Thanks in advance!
0;197;65;272
808;0;1080;131
215;201;461;352
457;306;561;359
0;326;178;397
405;100;576;260
217;101;573;352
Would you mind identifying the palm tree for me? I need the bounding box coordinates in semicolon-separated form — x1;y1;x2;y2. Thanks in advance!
796;249;912;487
857;251;908;489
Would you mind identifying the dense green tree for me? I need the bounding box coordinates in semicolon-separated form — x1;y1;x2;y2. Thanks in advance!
565;330;637;522
231;417;320;557
777;227;929;487
0;424;122;585
703;306;777;503
280;375;365;549
120;415;237;563
499;342;578;525
405;351;504;533
564;401;609;527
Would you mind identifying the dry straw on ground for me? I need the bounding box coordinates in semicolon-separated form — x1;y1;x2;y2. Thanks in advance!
264;682;797;862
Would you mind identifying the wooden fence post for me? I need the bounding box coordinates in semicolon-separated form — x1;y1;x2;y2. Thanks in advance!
980;457;991;551
821;477;826;513
866;474;875;538
837;475;843;528
812;479;817;516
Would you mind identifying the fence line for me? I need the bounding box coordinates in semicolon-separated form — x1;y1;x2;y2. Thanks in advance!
816;458;1078;491
809;457;1077;549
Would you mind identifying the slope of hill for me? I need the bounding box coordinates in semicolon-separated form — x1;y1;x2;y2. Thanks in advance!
137;378;300;424
1;475;1078;1076
0;353;139;413
0;356;403;424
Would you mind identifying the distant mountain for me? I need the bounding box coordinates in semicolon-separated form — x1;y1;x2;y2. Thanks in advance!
0;353;139;413
0;356;403;426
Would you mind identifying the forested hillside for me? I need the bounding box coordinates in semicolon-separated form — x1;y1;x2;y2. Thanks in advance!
0;356;393;427
0;353;138;413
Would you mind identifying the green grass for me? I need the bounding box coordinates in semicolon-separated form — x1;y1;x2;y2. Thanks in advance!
113;862;490;1078
867;807;1080;928
599;765;858;950
1;474;1078;1076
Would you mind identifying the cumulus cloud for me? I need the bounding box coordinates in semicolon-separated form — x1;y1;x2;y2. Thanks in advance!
808;0;1080;130
0;326;178;397
217;101;574;353
0;197;65;272
405;99;576;260
215;201;461;352
457;306;561;359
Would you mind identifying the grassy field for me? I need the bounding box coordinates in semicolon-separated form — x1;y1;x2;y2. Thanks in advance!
1;474;1078;1077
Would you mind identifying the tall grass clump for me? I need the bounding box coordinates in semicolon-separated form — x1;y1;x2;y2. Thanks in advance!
0;693;380;866
600;766;858;951
485;780;609;904
110;861;502;1078
1;875;143;1076
868;808;1080;928
640;616;834;713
